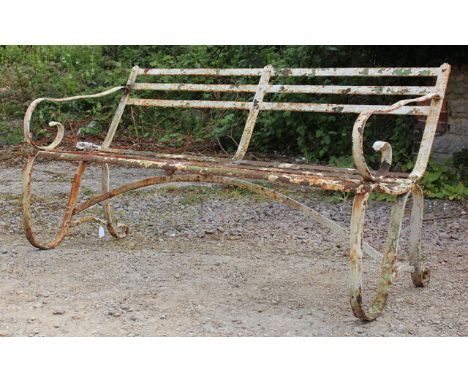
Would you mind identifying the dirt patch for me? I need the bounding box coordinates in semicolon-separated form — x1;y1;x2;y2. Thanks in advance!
0;160;467;336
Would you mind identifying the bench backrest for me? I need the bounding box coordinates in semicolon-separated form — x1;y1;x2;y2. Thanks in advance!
102;65;450;163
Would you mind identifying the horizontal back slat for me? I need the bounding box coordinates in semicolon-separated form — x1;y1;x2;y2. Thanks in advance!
126;98;430;115
138;67;440;77
132;83;436;96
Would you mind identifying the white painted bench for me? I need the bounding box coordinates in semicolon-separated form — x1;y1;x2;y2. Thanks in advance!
22;64;451;320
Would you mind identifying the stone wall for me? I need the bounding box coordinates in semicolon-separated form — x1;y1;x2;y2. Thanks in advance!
432;65;468;161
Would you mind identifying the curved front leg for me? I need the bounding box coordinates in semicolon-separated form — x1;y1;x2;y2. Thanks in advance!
22;154;88;249
101;163;129;239
349;187;410;321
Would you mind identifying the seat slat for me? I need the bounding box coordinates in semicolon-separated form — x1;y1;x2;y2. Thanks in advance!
39;150;413;194
98;147;410;179
138;67;440;77
126;98;430;115
132;83;436;96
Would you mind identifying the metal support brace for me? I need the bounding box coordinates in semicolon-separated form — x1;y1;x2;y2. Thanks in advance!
232;65;272;160
101;65;140;150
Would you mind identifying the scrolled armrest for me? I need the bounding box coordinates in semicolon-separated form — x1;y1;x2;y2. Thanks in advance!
352;93;440;181
23;86;124;150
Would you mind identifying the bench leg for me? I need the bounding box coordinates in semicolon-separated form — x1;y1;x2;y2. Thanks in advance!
100;163;129;239
349;189;410;321
408;184;430;287
22;154;88;249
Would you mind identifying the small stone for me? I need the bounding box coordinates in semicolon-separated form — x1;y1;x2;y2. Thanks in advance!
130;315;138;321
108;311;121;317
0;331;8;337
217;226;225;233
160;314;166;320
53;310;65;315
54;324;60;329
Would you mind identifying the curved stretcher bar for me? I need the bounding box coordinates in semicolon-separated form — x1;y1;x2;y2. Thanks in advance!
23;158;382;262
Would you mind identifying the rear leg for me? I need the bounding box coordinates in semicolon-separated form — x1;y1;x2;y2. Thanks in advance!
101;163;129;239
408;184;430;287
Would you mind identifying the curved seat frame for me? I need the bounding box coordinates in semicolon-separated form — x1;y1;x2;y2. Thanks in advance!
22;64;450;321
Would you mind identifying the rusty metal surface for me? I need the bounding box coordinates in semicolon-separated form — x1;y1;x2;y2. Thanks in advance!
21;63;450;321
35;149;416;195
23;163;382;262
22;154;88;250
101;163;129;238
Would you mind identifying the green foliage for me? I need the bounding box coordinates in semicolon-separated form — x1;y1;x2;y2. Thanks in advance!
1;45;466;200
419;158;468;200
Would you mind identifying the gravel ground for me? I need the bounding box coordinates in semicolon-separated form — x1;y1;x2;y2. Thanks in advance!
0;159;466;336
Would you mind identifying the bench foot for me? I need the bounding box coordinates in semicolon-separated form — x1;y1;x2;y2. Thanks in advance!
349;188;410;321
22;154;88;249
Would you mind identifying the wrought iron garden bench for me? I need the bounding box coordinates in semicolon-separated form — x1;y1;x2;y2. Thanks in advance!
22;64;451;321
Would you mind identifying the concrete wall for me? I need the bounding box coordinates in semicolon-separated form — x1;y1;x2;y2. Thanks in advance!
432;65;468;161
